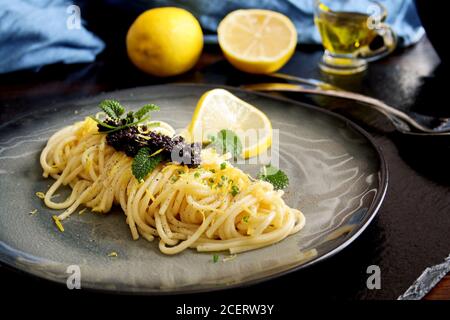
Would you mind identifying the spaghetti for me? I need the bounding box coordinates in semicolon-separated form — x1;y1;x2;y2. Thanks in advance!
40;117;305;254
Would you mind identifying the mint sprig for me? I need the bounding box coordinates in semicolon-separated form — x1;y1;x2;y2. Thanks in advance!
212;129;242;160
131;147;163;181
99;100;125;120
257;164;289;190
93;100;160;133
135;104;160;120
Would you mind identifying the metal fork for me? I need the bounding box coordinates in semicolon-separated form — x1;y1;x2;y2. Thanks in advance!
242;77;450;136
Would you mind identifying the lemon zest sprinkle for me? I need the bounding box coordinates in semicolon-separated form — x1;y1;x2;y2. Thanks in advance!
146;189;156;202
150;148;164;157
108;251;118;257
29;209;38;215
52;215;64;232
35;192;45;199
223;254;237;262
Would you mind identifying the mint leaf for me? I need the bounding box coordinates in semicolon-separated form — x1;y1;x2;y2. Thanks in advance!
214;129;242;160
257;164;289;190
99;100;125;119
132;148;163;181
134;104;160;120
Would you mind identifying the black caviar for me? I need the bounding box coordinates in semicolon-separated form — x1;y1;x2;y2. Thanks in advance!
98;121;201;167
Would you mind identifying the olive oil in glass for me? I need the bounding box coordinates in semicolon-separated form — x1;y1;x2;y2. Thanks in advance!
314;1;396;75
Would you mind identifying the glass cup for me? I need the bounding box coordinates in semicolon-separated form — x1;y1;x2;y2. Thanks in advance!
314;0;397;75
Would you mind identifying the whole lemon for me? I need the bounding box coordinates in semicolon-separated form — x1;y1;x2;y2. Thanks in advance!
126;7;203;77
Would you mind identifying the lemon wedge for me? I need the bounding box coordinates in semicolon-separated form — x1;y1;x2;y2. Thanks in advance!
218;9;297;74
188;89;272;159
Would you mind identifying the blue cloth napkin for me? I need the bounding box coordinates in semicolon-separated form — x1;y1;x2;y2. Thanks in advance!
108;0;424;46
0;0;104;74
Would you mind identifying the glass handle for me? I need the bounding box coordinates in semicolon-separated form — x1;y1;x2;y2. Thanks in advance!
363;23;397;62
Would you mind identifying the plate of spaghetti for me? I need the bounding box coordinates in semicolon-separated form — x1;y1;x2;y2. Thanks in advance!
0;84;387;293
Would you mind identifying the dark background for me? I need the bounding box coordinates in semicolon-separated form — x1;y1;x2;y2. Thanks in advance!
1;1;449;303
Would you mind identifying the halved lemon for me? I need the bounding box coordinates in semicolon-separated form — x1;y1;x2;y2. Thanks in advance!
218;9;297;74
188;89;272;159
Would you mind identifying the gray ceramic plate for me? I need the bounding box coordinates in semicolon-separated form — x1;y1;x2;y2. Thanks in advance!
0;84;387;293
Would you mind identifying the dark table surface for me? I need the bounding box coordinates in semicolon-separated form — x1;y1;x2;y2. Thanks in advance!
1;35;449;301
